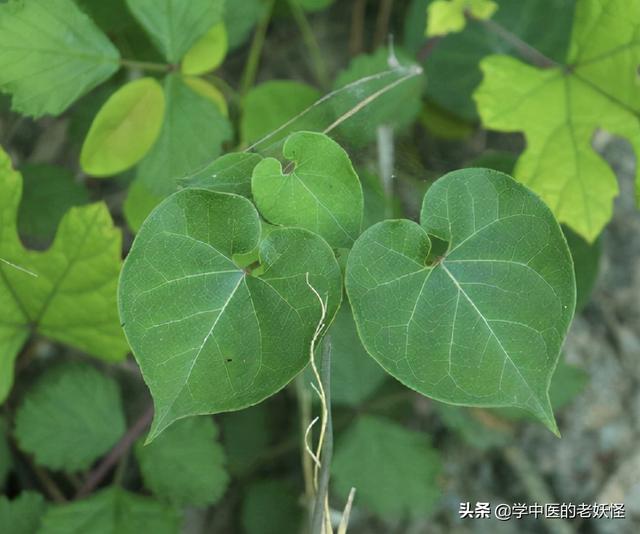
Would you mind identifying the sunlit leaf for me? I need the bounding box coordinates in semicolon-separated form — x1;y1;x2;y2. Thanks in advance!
181;23;227;75
81;78;165;176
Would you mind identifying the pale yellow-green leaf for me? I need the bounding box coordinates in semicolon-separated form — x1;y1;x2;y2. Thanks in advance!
81;78;165;176
474;0;640;242
0;148;128;403
426;0;497;37
181;23;227;75
183;77;228;117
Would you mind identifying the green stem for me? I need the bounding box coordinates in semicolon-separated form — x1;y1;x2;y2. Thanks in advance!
240;0;276;96
310;337;333;534
119;58;172;73
288;0;329;89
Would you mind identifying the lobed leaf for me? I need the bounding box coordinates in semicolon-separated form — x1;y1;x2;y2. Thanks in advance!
0;0;120;117
426;0;498;37
252;131;364;249
346;168;575;434
81;78;165;177
119;189;342;440
0;149;128;403
474;0;640;242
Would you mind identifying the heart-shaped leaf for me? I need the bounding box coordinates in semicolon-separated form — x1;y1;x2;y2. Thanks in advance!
119;189;342;440
346;168;575;434
252;131;363;248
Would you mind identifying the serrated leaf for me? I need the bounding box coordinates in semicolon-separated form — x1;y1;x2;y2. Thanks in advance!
137;74;233;197
14;364;126;472
125;0;224;63
332;415;441;518
474;0;640;242
346;168;575;434
18;164;88;242
426;0;498;37
0;149;128;403
240;80;320;146
0;0;120;117
38;488;180;534
81;78;165;177
405;0;574;121
181;22;227;75
241;479;302;534
0;492;46;534
119;190;342;440
135;416;228;507
252;131;364;248
180;152;262;198
333;47;426;146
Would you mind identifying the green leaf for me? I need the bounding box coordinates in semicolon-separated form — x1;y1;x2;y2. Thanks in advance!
124;179;165;234
17;164;88;242
224;0;265;50
434;403;510;450
181;22;227;75
14;363;126;472
252;131;364;248
125;0;224;63
0;419;10;488
564;226;600;312
0;149;128;403
0;492;46;534
119;189;342;440
475;0;640;242
0;0;120;117
240;80;320;146
426;0;497;37
135;416;228;507
293;0;335;11
183;77;228;116
137;74;233;196
333;47;426;145
332;415;441;519
405;0;574;121
346;168;575;434
39;488;180;534
81;78;165;177
180;152;262;198
241;479;302;534
220;404;272;476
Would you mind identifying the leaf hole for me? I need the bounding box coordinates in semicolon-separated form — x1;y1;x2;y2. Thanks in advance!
425;236;449;266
